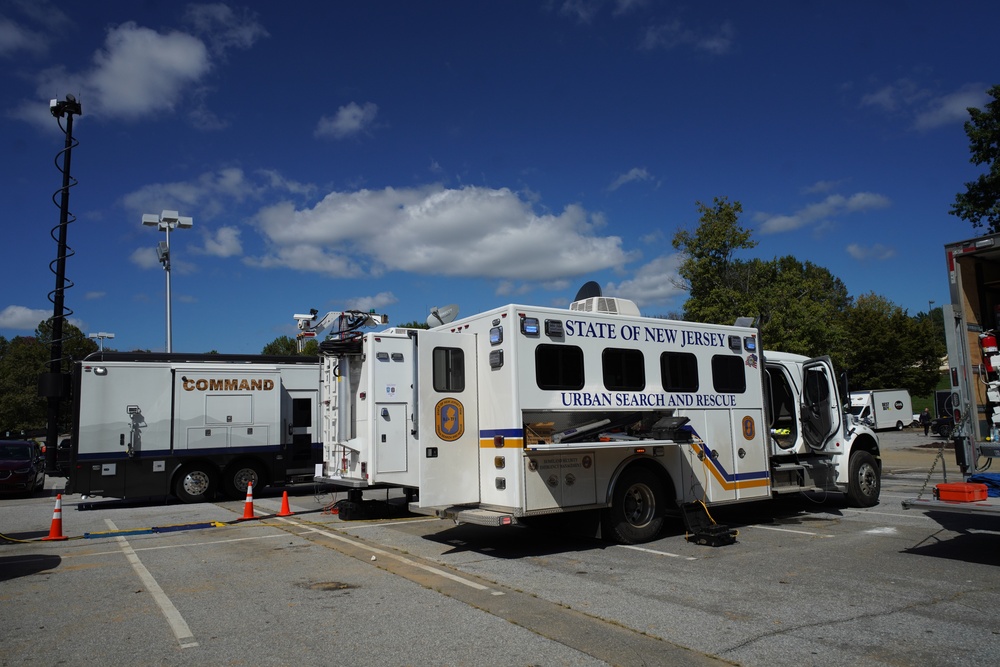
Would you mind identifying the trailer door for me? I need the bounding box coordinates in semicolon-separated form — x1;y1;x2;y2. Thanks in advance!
285;390;318;472
801;356;842;453
415;331;480;508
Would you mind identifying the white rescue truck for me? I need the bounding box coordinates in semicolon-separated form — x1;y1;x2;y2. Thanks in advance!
64;352;320;502
308;295;882;543
903;233;1000;517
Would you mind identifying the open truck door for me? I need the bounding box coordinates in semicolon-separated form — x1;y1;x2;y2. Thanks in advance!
414;330;480;508
801;356;843;454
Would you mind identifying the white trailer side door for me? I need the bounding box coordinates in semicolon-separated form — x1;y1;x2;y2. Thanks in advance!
414;330;480;508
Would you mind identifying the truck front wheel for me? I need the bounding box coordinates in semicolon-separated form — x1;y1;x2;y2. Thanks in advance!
846;451;880;507
603;467;667;544
174;464;216;503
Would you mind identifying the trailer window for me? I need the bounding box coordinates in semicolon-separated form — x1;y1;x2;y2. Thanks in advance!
660;351;698;392
432;347;465;392
712;355;746;394
603;348;645;391
536;344;584;390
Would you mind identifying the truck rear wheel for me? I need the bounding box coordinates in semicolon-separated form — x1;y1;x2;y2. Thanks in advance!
846;450;880;507
223;461;265;500
603;467;667;544
174;464;216;503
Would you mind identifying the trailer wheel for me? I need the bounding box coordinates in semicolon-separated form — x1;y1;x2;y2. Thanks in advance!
223;462;265;500
174;465;216;503
846;450;880;508
603;467;666;544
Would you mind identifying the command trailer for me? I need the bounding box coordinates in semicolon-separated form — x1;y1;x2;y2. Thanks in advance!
308;296;882;543
64;352;320;502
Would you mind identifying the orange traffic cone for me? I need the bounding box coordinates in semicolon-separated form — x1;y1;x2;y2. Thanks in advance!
276;491;293;517
239;481;255;520
42;493;69;541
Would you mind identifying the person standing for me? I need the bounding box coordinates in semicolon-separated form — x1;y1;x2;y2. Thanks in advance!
920;407;931;436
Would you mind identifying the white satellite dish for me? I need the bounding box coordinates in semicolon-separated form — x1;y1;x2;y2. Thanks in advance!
427;304;459;327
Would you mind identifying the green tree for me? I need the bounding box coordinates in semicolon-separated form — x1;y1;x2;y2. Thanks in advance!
395;320;429;329
672;197;757;324
0;320;97;433
261;335;317;355
841;293;944;396
951;84;1000;231
747;257;851;365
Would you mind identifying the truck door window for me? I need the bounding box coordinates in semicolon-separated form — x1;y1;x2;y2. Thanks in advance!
602;348;645;391
432;347;465;392
535;344;584;390
712;355;746;394
660;351;698;392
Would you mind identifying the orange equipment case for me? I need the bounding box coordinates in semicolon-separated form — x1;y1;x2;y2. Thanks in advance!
934;482;988;502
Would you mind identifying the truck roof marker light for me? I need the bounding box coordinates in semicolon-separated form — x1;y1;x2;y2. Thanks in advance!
634;447;647;454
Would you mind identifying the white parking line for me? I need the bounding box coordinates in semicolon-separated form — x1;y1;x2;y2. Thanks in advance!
747;525;833;537
276;517;501;594
105;519;199;650
617;544;697;560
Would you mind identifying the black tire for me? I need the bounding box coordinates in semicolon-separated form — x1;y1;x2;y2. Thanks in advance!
174;464;216;503
222;461;265;500
939;425;952;439
895;421;904;431
602;467;668;544
33;473;45;493
846;450;880;508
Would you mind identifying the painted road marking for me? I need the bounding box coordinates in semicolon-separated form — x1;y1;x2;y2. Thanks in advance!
105;519;199;650
618;544;697;560
276;517;502;595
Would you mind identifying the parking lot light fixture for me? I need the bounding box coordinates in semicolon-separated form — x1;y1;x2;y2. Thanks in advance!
142;210;192;352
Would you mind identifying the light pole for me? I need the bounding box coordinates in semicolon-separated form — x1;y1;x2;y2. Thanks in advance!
88;331;115;352
142;210;192;352
928;300;935;314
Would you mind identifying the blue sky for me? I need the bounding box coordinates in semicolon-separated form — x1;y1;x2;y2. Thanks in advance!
1;1;996;354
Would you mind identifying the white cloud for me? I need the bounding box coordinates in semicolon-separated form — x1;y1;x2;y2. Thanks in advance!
130;246;160;270
605;255;686;306
914;84;990;131
81;22;210;119
0;305;51;330
249;185;636;281
861;80;989;131
120;167;307;220
183;3;268;55
13;10;265;128
846;243;896;261
0;16;47;57
755;192;891;234
640;20;734;55
608;167;653;191
84;291;106;300
200;226;243;257
315;102;378;139
344;292;398;312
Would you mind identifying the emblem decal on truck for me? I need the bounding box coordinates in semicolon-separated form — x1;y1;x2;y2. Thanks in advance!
435;398;465;441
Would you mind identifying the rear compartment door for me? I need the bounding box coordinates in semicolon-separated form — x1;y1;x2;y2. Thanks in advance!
415;330;480;508
801;356;842;453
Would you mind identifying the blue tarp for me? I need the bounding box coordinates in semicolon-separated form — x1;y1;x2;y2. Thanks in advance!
968;473;1000;497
